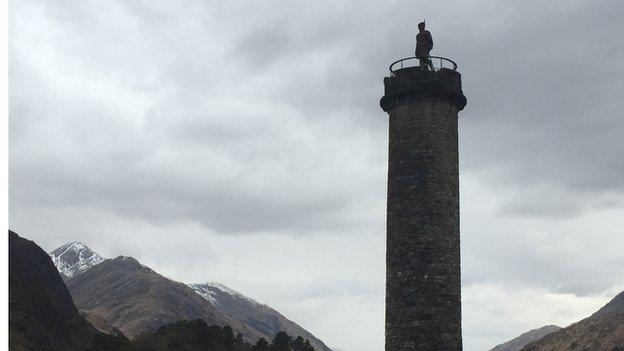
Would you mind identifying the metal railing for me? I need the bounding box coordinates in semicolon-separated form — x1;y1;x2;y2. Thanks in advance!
389;56;458;73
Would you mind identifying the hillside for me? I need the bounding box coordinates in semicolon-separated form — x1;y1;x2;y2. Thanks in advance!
11;232;323;351
489;325;561;351
521;291;624;351
190;283;331;351
80;310;125;336
66;256;265;342
590;290;624;319
9;230;97;350
51;241;332;350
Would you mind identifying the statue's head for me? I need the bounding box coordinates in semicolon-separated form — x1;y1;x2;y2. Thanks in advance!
418;22;425;31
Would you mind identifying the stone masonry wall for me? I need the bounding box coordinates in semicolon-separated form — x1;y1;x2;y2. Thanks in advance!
385;93;462;351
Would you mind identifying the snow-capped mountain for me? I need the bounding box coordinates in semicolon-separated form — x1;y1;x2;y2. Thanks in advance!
65;256;262;341
188;283;331;351
47;242;332;350
49;242;106;280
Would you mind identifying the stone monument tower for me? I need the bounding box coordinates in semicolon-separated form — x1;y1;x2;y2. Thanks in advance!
380;57;467;350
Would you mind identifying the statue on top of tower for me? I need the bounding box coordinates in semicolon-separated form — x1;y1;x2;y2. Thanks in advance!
415;21;434;71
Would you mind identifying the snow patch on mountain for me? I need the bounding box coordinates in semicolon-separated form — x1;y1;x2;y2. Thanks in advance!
188;282;268;310
188;283;219;305
49;241;106;278
188;282;331;351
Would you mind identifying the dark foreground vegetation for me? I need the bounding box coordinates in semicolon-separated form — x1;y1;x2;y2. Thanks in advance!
88;319;315;351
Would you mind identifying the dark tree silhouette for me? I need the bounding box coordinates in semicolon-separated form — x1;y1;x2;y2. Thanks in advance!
292;336;314;351
253;338;270;351
271;331;291;351
223;325;235;350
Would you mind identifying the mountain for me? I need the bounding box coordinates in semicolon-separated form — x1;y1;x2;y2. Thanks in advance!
50;241;332;350
590;290;624;319
489;325;561;351
65;256;265;342
189;283;331;351
49;241;106;280
80;309;125;336
521;291;624;351
11;233;322;351
9;230;97;351
521;315;624;351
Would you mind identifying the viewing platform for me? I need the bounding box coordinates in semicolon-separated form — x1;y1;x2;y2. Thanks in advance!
380;56;467;113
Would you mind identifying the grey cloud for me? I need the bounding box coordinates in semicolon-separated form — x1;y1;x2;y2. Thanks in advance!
455;1;624;217
461;191;624;297
496;184;588;218
231;23;291;71
554;284;607;298
10;137;355;233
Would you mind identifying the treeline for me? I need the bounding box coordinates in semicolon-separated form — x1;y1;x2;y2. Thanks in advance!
253;331;314;351
87;319;315;351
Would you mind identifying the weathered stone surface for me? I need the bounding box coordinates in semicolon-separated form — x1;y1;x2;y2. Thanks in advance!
381;67;466;113
381;67;466;351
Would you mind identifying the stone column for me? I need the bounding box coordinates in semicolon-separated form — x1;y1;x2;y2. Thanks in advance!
380;66;467;351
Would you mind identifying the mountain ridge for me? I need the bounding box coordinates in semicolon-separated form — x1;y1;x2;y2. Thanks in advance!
489;325;561;351
65;255;263;341
50;241;332;350
189;282;331;351
590;290;624;320
521;291;624;351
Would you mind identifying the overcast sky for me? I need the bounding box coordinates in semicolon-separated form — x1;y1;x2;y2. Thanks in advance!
8;0;624;350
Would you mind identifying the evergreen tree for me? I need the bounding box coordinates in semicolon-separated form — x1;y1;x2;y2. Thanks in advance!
302;340;314;351
292;336;305;351
271;331;291;351
253;338;270;351
292;336;314;351
87;333;134;351
223;325;236;350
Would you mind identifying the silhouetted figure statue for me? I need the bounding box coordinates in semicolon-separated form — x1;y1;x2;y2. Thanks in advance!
415;21;434;71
